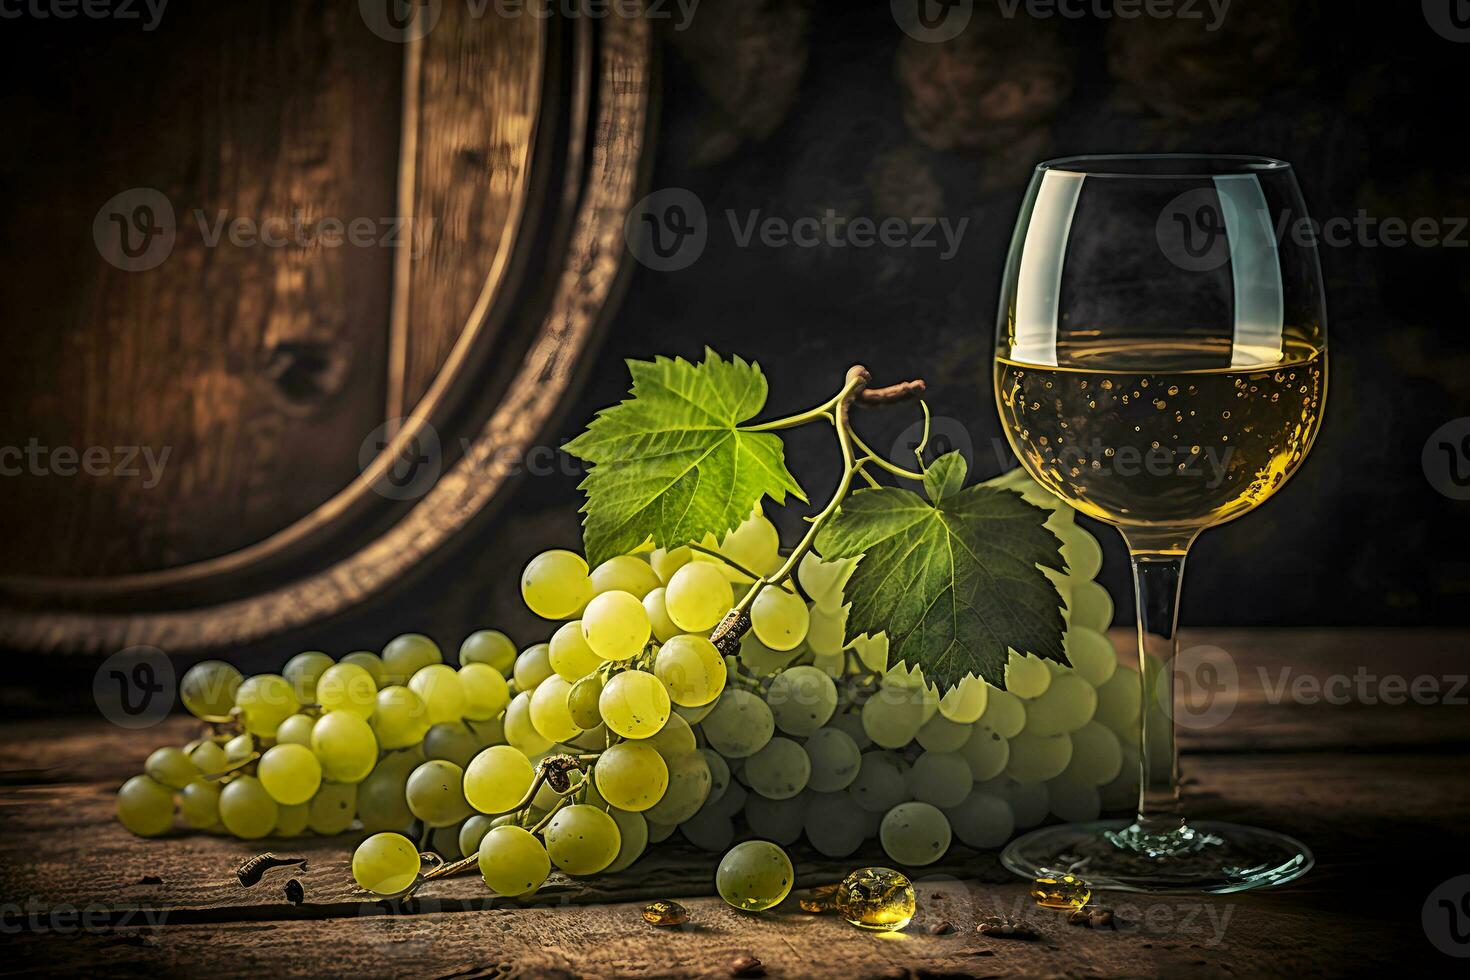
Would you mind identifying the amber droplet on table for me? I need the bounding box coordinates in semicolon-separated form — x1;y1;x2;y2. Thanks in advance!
835;867;916;931
643;900;689;926
1030;872;1091;910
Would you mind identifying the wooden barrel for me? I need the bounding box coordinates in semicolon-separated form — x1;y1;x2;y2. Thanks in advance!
0;2;656;654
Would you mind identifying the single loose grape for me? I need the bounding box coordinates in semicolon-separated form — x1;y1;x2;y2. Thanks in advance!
653;634;727;707
701;689;774;759
235;674;299;736
479;825;551;897
544;804;621;875
879;802;952;866
664;562;732;632
372;685;432;750
311;711;378;783
529;675;582;744
145;746;198;790
459;629;517;674
521;549;594;620
283;651;334;702
464;745;536;814
581;591;652;661
457;662;510;721
750;586;810;651
549;621;602;681
179;660;243;720
599;670;671;739
308;780;358;835
117;774;174;837
406;760;471;827
766;665;837;736
219;775;279;839
567;673;605;730
340;651;387;687
513;643;555;691
382;633;443;686
353;832;421;895
593;741;668;812
178;779;222;829
423;722;480;768
504;690;554;756
316;663;378;718
590;555;661;598
716;840;794;911
258;743;324;805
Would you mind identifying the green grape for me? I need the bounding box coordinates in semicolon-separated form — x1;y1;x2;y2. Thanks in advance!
430;822;463;860
219;774;278;839
719;511;782;577
642;588;682;643
382;633;443;686
653;634;726;707
1069;579;1115;633
1062;720;1123;786
1048;777;1101;822
803;791;866;858
848;752;907;813
1099;743;1141;812
371;685;431;750
738;635;799;676
340;651;387;687
549;621;603;681
675;699;718;725
258;743;323;805
916;713;969;753
467;714;506;749
464;744;535;814
766;665;837;736
117;775;174;837
274;713;316;747
406;760;471;827
980;683;1027;738
458;663;510;721
1005;651;1053;699
1093;665;1140;734
1023;673;1096;737
830;709;872;749
513;643;554;691
943;791;1014;849
311;711;378;783
234;674;299;736
459;814;496;855
187;739;228;776
1060;524;1104;581
849;632;890;675
521;549;594;620
646;819;677;843
179;660;243;720
353;832;421;895
750;586;809;651
409;663;466;725
283;651;334;702
646;710;697;757
567;673;605;730
905;751;973;809
580;590;651;661
598;670;671;739
959;723;1010;780
805;603;847;656
663;562;731;632
529;676;582;744
702;747;732;805
680;808;736;852
1006;731;1073;781
459;630;517;674
224;733;256;764
860;685;925;749
649;545;692;583
937;674;989;724
1066;626;1118;687
593;741;668;812
478;825;550;897
880;801;952;866
275;802;310;836
743;792;806;845
423;722;480;768
796;551;858;612
308;780;358;834
596;806;645;874
145;746;198;790
544;804;621;875
702;689;774;758
316;663;378;718
743;737;810;800
643;750;712;824
358;753;417;833
709;780;747;820
716;840;793;911
503;690;553;756
590;554;661;598
803;727;861;792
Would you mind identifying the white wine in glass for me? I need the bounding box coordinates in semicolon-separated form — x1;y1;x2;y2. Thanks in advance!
994;155;1326;892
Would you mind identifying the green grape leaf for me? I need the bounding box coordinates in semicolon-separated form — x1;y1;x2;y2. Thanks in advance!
815;452;1066;690
563;349;806;565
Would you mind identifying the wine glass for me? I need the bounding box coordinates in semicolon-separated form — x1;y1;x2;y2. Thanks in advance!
993;154;1326;892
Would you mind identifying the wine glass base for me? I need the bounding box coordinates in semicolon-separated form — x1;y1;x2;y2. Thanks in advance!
1001;819;1314;894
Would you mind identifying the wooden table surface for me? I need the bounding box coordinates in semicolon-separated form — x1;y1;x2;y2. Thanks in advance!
2;629;1468;978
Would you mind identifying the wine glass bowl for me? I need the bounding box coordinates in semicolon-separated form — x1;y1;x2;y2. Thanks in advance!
994;155;1325;892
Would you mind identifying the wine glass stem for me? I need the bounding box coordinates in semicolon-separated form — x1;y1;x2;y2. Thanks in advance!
1129;550;1188;837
